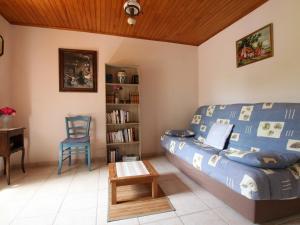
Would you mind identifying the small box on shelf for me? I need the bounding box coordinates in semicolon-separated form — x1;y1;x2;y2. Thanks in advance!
122;154;140;162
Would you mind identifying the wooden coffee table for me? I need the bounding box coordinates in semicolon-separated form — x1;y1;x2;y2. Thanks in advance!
108;160;159;204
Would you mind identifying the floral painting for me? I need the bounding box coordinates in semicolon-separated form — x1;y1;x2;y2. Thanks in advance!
236;24;273;67
59;49;97;92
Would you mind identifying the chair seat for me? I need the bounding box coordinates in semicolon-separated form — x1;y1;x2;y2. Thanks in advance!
62;136;90;144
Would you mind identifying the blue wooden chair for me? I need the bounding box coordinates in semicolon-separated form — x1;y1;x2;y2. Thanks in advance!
58;115;92;174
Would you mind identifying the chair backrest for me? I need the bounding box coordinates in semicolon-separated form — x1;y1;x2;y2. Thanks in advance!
65;115;91;138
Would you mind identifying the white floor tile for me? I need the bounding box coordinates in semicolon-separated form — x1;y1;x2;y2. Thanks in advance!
213;206;255;225
169;192;208;216
138;211;177;224
18;195;64;218
54;208;97;225
0;205;24;225
180;210;227;225
60;192;98;212
11;214;56;225
194;188;228;209
144;217;183;225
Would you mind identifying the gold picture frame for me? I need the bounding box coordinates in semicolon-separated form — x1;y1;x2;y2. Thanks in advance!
236;24;273;68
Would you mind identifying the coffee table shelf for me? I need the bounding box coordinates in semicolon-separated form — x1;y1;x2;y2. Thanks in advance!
108;160;159;205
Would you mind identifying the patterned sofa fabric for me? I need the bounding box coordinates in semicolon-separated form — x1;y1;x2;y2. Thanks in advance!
220;149;299;169
190;103;300;156
161;135;300;200
162;103;300;200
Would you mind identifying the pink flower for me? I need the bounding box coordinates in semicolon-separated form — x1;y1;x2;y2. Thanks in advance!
112;85;122;91
0;107;16;116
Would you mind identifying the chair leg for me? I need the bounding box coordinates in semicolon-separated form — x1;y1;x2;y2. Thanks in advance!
85;149;88;165
3;157;6;175
68;150;71;166
6;156;10;185
87;144;91;171
21;148;26;173
58;144;63;175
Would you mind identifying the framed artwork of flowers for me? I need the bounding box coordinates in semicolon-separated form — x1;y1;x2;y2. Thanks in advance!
236;24;273;68
59;48;98;92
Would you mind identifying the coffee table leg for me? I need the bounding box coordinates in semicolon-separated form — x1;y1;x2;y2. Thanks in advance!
111;182;117;204
152;177;158;198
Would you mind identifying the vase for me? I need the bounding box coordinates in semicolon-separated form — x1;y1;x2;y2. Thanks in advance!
1;115;12;129
117;71;127;84
114;92;120;104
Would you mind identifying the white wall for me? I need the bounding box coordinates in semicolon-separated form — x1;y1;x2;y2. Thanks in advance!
10;26;198;163
0;15;12;171
198;0;300;105
0;15;11;108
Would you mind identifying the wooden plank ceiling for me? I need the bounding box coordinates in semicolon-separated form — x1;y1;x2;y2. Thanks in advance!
0;0;267;46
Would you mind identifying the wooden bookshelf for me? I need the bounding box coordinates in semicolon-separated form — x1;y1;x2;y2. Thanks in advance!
105;64;141;163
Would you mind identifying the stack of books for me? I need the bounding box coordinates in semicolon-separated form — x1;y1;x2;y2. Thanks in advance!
108;148;121;163
107;128;137;143
106;110;130;124
130;92;139;104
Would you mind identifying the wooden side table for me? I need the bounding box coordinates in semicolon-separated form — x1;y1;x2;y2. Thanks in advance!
108;160;159;205
0;128;26;185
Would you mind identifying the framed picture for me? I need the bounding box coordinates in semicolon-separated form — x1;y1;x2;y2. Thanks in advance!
0;35;3;56
236;24;273;67
59;48;98;92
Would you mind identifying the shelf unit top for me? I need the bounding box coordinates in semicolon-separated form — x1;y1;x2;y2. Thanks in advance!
105;64;139;69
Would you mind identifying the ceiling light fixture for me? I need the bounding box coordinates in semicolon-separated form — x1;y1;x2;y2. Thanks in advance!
123;0;141;26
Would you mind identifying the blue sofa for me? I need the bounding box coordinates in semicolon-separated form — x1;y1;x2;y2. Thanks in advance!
161;103;300;222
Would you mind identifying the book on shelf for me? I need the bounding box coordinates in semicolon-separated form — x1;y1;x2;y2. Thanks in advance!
106;109;131;124
106;92;114;103
108;147;121;163
130;92;139;104
106;128;137;144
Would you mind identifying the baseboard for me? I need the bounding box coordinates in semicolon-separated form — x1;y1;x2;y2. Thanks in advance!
0;153;161;175
0;157;106;175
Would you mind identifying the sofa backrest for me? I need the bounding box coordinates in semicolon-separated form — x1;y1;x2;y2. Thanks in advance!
190;103;300;156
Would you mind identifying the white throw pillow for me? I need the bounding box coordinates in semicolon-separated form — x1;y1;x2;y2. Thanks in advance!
204;123;233;149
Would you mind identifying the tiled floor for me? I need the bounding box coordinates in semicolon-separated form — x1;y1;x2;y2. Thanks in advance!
0;157;299;225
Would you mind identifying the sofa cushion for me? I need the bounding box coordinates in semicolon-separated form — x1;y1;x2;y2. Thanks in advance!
204;123;233;149
189;103;300;157
220;148;299;169
161;134;300;200
165;129;195;138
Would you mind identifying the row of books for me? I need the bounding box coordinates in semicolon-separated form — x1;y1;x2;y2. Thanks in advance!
107;128;137;143
106;92;139;104
106;110;130;124
130;92;139;104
